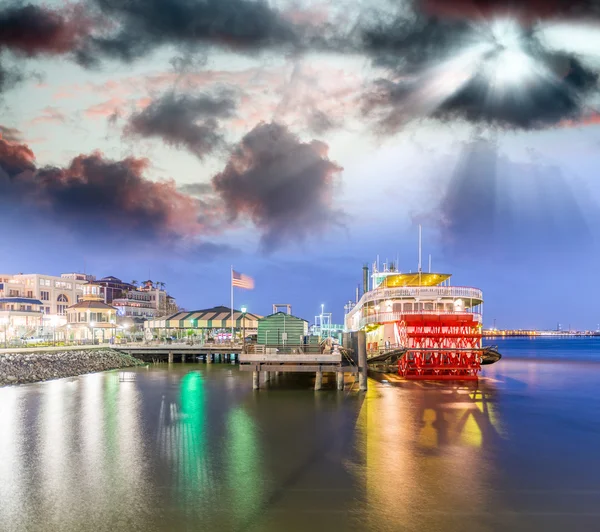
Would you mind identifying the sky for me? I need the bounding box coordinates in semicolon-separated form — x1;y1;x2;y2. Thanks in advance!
2;0;600;329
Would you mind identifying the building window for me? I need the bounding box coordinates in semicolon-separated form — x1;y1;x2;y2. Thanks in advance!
41;291;49;301
57;305;67;315
27;291;33;298
57;294;69;303
45;306;50;314
39;279;45;286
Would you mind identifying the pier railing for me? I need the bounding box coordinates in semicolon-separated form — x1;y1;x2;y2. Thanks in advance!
358;311;482;329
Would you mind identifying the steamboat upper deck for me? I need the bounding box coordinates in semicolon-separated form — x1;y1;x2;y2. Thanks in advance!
345;269;483;332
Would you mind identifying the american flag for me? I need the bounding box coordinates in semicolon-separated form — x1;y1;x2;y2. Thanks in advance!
232;270;254;289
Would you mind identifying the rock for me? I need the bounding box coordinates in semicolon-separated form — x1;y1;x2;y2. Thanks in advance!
6;376;17;382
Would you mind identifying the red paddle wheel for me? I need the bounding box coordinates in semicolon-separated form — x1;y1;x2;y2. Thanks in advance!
397;314;482;380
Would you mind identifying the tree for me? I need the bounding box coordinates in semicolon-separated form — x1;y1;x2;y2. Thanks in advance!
131;280;138;287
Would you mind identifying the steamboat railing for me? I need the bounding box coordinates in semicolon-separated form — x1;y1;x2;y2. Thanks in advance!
346;286;483;321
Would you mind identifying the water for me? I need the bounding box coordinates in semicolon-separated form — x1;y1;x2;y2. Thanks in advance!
1;339;600;531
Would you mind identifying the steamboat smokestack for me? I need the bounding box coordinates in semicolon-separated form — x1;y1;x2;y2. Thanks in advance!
362;265;369;295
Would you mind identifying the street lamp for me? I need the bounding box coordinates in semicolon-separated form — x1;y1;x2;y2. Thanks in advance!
50;315;59;346
241;306;247;352
0;317;8;349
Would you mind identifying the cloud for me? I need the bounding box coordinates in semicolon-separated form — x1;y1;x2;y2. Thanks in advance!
212;121;343;251
0;132;221;251
125;91;237;158
421;0;600;23
0;133;36;177
361;6;600;130
178;182;214;196
78;0;301;64
0;125;23;142
0;3;89;56
0;60;23;93
29;106;67;126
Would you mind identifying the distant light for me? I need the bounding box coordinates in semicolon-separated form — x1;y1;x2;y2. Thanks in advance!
241;306;247;314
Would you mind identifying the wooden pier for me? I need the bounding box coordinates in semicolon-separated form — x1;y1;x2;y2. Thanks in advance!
239;346;359;391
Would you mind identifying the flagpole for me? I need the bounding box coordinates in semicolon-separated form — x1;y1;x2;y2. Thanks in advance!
231;265;234;343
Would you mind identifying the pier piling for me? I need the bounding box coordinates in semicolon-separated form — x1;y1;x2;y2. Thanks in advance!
168;351;173;364
315;369;323;391
336;371;344;390
181;354;186;363
252;371;260;390
358;331;368;391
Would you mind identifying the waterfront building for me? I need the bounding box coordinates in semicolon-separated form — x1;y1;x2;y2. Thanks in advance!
94;276;135;304
0;297;44;344
0;273;89;320
258;311;308;346
144;306;261;342
65;286;118;343
111;280;178;319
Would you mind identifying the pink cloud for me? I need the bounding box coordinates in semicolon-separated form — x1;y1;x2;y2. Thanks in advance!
29;106;67;125
84;97;126;119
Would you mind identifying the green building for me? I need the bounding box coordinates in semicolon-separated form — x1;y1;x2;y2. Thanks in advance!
257;312;308;346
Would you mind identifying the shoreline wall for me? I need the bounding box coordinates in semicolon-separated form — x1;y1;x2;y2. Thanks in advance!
0;348;145;386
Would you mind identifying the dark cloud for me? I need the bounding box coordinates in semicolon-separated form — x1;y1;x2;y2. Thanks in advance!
126;91;237;158
0;133;36;177
421;0;600;22
0;133;218;250
437;138;593;258
0;3;89;56
0;60;24;93
307;109;337;134
79;0;301;64
361;4;600;130
212;121;343;251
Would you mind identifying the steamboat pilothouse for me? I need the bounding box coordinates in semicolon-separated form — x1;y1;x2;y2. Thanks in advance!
344;231;501;379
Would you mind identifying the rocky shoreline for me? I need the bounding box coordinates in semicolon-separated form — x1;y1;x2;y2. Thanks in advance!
0;348;146;386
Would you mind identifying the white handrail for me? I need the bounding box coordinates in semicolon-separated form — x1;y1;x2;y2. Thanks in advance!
346;286;483;321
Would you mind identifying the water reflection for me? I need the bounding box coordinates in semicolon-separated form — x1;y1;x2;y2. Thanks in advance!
226;407;263;522
0;388;26;531
354;379;503;531
2;354;600;531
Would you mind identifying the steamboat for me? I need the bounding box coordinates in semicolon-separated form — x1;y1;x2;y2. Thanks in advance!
344;230;501;380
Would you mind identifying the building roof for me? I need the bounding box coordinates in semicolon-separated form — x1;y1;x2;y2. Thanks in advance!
145;305;262;328
0;297;43;305
68;300;116;311
260;311;308;322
